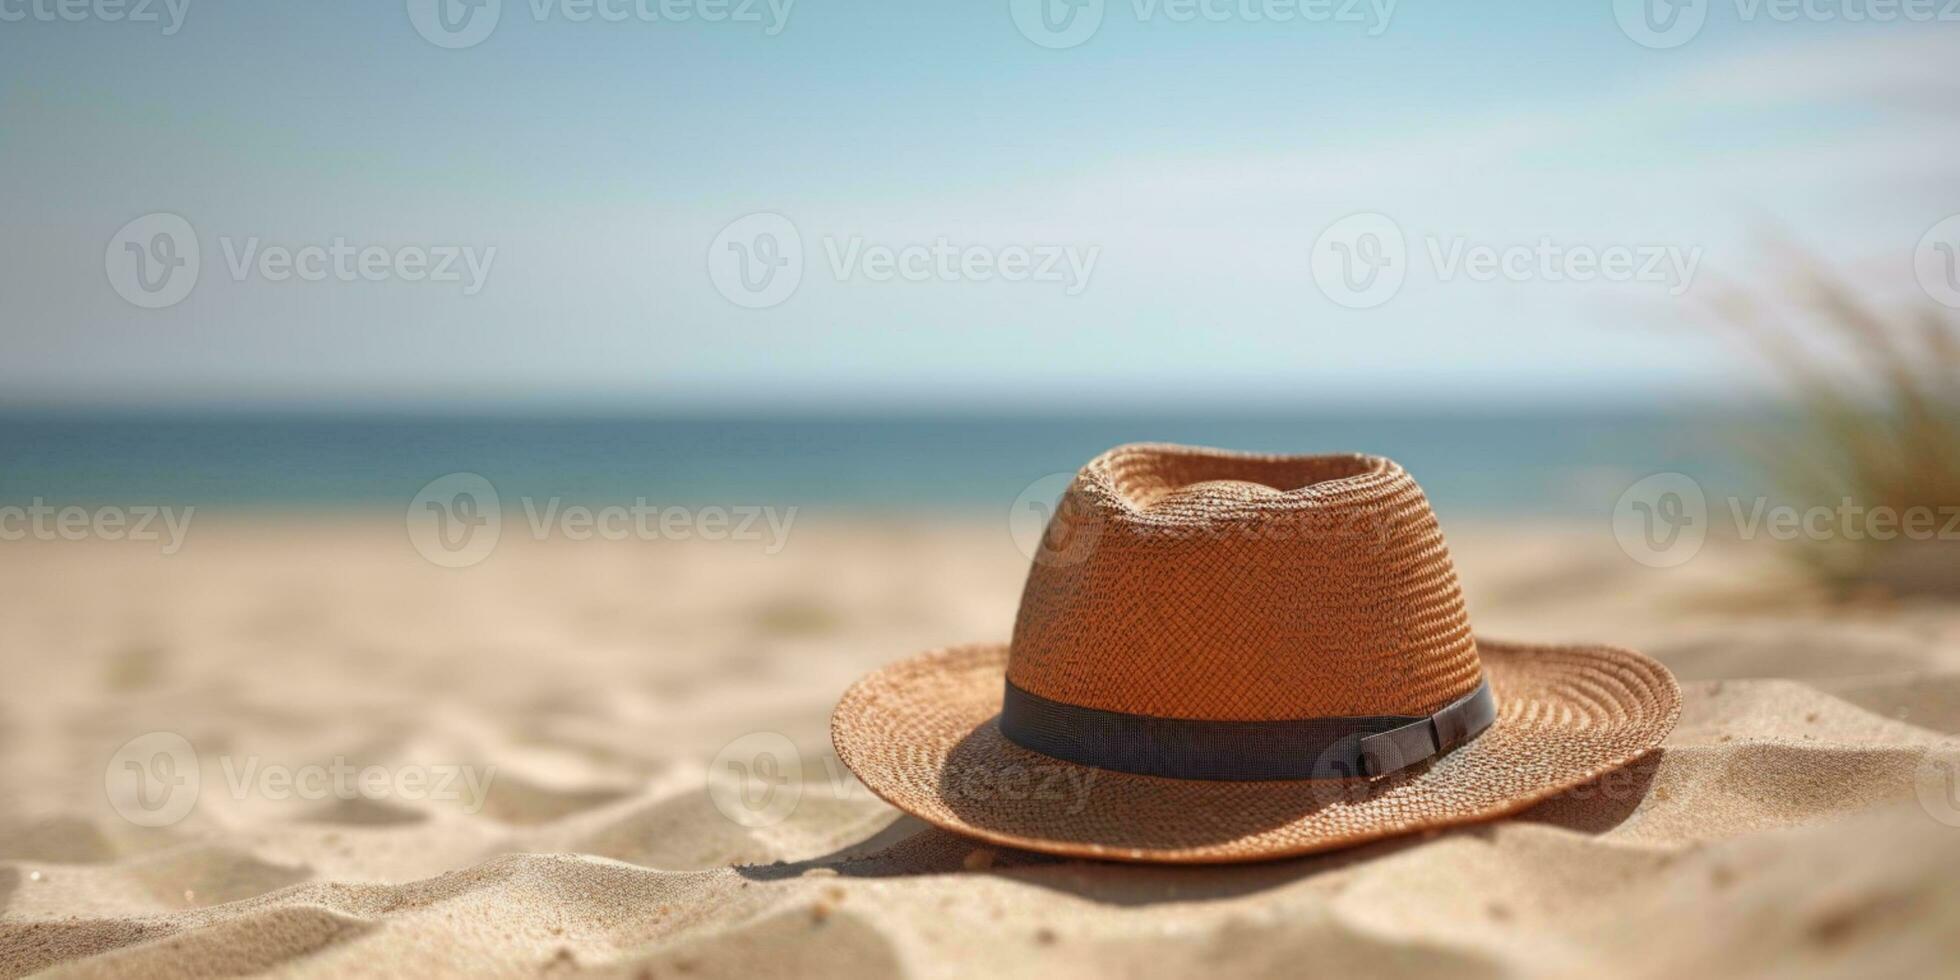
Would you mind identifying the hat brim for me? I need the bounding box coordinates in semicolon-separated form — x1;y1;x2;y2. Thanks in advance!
831;639;1681;863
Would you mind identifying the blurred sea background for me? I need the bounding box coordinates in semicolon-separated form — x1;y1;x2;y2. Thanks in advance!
5;10;1951;533
0;410;1765;517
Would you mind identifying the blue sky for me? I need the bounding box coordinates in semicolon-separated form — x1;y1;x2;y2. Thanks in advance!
2;1;1955;409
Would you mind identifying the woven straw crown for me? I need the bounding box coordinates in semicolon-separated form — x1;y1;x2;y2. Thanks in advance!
1006;444;1482;722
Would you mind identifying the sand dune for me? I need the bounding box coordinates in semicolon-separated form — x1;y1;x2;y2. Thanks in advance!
3;519;1958;977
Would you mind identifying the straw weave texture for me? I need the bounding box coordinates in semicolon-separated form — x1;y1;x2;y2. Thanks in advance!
1009;445;1479;718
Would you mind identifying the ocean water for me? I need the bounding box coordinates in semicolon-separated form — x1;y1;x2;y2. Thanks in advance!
0;411;1766;517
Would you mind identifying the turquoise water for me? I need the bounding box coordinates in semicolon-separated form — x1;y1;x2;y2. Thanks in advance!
0;411;1766;517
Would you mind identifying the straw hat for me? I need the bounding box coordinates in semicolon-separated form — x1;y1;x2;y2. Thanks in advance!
832;444;1680;863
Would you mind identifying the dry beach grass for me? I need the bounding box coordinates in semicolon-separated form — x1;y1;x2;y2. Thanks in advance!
1705;253;1960;596
2;517;1959;977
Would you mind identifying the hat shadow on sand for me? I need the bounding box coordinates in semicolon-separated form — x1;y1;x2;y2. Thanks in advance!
737;750;1661;907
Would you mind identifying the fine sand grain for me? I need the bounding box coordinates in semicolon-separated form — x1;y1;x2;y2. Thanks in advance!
2;518;1958;978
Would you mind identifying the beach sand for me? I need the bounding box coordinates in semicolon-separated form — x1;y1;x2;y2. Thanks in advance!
3;517;1959;977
